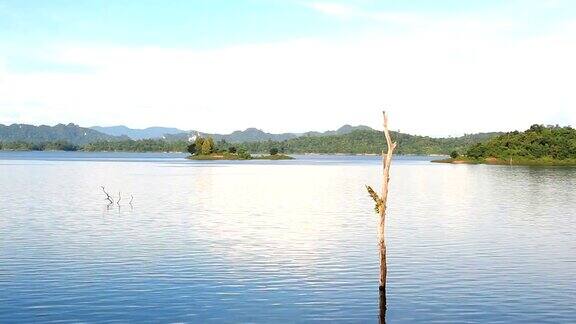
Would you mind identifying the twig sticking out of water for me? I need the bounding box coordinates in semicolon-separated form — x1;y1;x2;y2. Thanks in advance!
101;186;114;204
101;186;134;208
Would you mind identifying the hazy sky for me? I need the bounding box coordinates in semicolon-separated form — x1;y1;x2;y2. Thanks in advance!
0;0;575;136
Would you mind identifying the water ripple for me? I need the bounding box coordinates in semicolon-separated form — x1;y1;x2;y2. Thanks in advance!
1;153;575;323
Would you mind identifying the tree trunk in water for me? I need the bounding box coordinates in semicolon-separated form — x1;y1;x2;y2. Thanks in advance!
379;288;387;324
378;112;396;290
378;208;387;290
366;112;396;294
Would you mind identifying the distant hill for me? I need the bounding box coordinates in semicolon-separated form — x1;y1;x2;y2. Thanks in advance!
164;128;296;143
0;123;126;145
164;125;375;143
210;128;298;142
0;123;376;148
240;129;502;155
302;124;374;137
465;124;576;162
91;125;186;140
0;122;502;155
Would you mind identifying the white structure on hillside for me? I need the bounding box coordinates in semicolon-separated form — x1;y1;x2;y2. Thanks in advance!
188;132;201;142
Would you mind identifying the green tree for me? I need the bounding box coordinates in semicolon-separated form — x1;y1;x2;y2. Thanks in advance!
269;148;279;155
450;150;459;159
237;147;251;159
194;136;205;152
228;146;237;154
201;137;215;155
187;143;196;155
464;125;576;161
217;139;228;151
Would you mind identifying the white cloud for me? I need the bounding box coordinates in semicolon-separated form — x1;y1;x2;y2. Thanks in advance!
1;17;575;135
305;2;421;24
0;57;5;82
306;2;355;18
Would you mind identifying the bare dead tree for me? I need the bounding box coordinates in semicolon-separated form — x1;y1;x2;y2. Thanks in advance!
129;195;134;205
100;186;114;204
117;191;122;205
366;111;397;292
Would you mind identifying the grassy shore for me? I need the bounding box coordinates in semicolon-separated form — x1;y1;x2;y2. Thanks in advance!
432;157;576;166
187;153;293;161
252;154;294;160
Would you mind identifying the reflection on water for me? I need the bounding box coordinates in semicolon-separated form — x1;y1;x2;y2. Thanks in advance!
379;288;387;324
0;152;575;323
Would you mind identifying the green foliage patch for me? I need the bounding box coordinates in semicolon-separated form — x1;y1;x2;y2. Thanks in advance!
465;124;576;161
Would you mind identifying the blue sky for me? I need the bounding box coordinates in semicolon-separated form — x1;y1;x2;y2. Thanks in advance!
3;1;571;50
1;0;575;135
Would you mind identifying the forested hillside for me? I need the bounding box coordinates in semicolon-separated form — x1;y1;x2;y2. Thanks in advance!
2;127;500;155
164;125;373;143
91;126;186;139
239;130;500;155
465;125;576;162
0;123;125;145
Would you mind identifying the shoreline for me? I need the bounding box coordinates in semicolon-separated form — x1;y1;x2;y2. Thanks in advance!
0;149;438;157
0;150;444;159
433;157;576;166
187;153;294;161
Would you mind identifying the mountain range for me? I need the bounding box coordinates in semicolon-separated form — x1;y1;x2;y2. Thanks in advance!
0;122;502;156
90;126;186;140
0;123;126;145
91;124;375;142
0;123;376;145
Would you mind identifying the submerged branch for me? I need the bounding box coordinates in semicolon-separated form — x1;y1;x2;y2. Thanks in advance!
100;186;114;204
100;186;133;207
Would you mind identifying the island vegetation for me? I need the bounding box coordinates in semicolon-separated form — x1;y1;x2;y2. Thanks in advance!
435;124;576;166
186;136;293;160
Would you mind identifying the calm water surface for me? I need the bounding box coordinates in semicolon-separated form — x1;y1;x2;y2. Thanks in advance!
0;152;575;323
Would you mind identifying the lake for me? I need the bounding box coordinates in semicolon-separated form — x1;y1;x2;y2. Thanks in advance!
0;152;574;323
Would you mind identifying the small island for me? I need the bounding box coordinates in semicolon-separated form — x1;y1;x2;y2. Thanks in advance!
433;124;576;166
186;135;293;161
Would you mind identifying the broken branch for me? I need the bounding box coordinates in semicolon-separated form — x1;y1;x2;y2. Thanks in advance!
100;186;114;204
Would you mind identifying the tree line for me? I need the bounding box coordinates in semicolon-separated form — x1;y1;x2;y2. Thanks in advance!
1;130;500;155
465;124;576;161
4;126;574;163
238;130;499;155
0;140;80;151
